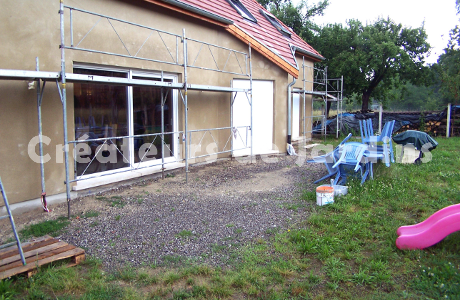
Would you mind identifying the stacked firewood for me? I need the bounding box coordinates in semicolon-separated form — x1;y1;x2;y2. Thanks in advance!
397;118;458;136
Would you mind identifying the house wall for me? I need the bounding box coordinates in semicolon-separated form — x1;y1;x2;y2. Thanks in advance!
0;0;311;206
292;55;314;139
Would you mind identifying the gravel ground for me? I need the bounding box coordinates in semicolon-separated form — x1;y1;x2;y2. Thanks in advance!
3;154;327;271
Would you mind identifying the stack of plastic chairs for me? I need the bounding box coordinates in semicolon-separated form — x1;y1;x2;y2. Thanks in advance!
307;133;352;184
331;142;370;185
359;119;395;168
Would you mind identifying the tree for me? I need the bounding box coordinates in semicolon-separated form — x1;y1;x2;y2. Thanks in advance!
437;26;460;102
258;0;329;39
311;18;431;111
387;82;443;111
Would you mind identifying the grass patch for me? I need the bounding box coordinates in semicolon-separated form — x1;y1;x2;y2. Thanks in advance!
97;195;127;208
20;217;70;239
6;137;460;299
175;230;193;238
82;210;99;218
162;255;185;265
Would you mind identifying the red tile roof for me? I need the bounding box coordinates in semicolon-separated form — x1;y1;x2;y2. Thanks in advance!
150;0;324;77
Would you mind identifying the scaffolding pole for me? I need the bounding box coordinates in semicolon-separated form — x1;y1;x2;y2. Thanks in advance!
249;43;253;163
302;57;306;141
292;64;343;140
161;72;165;179
36;57;49;212
183;29;189;183
59;0;71;219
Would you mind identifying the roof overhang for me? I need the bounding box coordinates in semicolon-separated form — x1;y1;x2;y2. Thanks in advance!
143;0;232;27
143;0;324;78
227;24;299;77
292;46;325;62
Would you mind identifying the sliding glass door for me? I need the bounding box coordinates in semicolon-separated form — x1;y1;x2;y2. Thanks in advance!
73;66;177;178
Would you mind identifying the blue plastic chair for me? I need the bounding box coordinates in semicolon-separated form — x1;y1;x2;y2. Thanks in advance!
359;119;374;144
360;120;395;167
332;142;370;185
307;133;352;184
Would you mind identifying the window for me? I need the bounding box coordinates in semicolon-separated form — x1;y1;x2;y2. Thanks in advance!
227;0;257;23
73;67;177;177
259;9;291;38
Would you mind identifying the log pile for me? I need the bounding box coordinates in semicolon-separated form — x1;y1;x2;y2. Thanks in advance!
396;115;460;136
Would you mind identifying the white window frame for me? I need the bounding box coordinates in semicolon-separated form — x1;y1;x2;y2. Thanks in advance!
72;64;179;187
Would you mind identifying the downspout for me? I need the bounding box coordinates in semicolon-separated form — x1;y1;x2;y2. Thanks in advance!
287;76;296;145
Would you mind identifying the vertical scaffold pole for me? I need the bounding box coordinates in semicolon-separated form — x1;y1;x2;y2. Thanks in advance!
324;66;328;140
161;72;165;179
447;103;451;138
249;43;253;163
183;29;189;182
60;0;71;218
336;79;339;139
302;57;306;141
230;90;234;159
340;75;343;133
36;57;48;212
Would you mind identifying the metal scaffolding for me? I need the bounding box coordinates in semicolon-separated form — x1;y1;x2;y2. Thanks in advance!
291;57;344;140
0;3;253;217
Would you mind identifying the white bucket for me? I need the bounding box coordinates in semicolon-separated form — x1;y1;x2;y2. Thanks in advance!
316;186;334;206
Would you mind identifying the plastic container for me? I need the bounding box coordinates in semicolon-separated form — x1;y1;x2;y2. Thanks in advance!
318;184;348;197
333;185;348;196
316;186;334;206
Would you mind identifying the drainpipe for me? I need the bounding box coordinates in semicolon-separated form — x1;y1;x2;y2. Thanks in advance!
287;76;296;145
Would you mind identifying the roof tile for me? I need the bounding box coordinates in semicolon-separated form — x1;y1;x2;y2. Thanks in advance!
174;0;323;68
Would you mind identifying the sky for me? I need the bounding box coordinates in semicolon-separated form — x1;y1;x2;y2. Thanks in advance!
295;0;459;64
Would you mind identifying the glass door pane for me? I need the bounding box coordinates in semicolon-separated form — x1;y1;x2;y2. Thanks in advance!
74;68;130;176
132;76;174;163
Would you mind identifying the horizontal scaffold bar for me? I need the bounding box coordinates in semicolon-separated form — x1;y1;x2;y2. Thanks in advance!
0;69;250;93
187;84;248;93
0;70;60;81
291;89;338;100
65;73;184;89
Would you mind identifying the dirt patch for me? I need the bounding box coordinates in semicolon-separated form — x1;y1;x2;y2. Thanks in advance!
1;155;327;270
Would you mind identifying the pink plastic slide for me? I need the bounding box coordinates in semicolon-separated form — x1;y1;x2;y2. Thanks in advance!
396;203;460;250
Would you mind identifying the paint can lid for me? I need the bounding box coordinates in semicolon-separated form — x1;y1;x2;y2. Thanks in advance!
316;186;334;193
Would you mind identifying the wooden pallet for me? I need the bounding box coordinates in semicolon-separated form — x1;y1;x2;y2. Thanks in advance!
0;235;85;279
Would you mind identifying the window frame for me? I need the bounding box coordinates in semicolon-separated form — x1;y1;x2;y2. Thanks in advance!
226;0;257;23
73;64;179;179
259;9;292;38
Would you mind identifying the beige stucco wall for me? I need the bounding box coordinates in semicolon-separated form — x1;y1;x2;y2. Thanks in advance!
0;0;314;205
291;55;314;139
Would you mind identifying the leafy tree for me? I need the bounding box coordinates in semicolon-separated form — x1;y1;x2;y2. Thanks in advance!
437;25;460;102
258;0;329;39
311;18;431;111
387;83;443;111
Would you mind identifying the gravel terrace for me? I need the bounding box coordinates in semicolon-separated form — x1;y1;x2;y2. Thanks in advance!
2;155;326;271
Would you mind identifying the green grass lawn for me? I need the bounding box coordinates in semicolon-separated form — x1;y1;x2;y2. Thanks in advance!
2;137;460;299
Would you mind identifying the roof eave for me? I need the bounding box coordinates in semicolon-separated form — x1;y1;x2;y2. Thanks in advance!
227;25;299;77
159;0;234;25
145;0;316;77
293;46;325;62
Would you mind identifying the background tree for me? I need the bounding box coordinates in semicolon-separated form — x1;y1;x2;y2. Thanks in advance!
311;18;431;111
258;0;329;40
437;25;460;102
